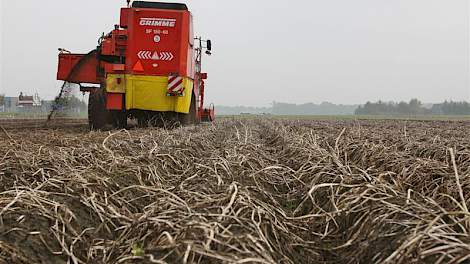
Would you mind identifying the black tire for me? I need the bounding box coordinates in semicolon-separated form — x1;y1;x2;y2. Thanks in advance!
177;95;198;126
88;89;111;130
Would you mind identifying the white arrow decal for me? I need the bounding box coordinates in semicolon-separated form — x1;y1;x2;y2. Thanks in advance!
159;52;174;61
138;51;174;61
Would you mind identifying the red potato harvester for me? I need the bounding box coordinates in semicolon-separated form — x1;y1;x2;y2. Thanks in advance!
57;1;214;129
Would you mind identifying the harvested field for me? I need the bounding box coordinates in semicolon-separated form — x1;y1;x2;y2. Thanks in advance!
0;118;469;264
0;118;88;129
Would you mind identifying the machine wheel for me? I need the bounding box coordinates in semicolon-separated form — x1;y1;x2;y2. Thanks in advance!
88;90;111;130
177;95;198;126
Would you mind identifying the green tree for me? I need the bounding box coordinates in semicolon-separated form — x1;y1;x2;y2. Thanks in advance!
408;99;422;114
53;95;87;113
355;99;430;115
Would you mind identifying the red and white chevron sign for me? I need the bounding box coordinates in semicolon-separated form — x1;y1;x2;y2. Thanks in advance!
137;51;174;61
159;52;174;61
167;75;184;95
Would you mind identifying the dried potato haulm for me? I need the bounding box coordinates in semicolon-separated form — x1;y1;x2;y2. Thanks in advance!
0;119;469;264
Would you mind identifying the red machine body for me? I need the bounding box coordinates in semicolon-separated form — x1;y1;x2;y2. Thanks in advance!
121;8;195;77
57;52;100;84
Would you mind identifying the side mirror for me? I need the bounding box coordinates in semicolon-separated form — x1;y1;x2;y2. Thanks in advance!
206;40;212;51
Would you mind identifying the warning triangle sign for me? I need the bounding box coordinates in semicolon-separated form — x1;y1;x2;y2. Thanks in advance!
133;61;144;72
152;52;160;60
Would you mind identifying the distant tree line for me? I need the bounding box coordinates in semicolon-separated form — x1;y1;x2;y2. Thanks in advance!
215;106;272;115
216;99;470;116
216;102;358;115
355;99;470;116
431;101;470;115
272;102;358;115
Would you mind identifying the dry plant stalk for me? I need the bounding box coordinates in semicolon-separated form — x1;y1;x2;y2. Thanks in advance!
0;118;469;264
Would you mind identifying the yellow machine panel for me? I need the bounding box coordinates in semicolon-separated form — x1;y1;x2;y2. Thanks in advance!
106;74;126;93
106;74;193;114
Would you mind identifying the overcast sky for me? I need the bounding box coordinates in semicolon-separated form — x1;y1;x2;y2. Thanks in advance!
1;0;469;106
